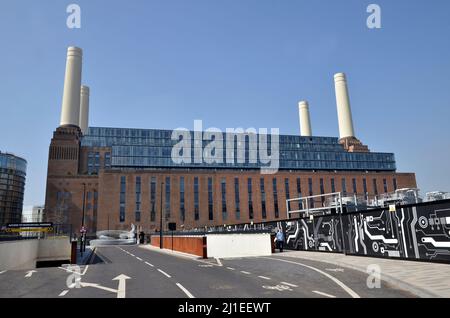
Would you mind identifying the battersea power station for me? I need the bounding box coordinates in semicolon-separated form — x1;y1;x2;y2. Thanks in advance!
44;47;416;235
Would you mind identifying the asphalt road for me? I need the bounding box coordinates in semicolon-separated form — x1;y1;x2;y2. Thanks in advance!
0;245;414;298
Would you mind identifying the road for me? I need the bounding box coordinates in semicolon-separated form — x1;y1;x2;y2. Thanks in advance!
0;245;414;298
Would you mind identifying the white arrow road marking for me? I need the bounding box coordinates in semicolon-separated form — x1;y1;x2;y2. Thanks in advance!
281;282;298;288
112;274;131;298
59;290;69;297
313;290;337;298
157;269;171;278
176;283;195;298
145;261;154;267
25;270;37;278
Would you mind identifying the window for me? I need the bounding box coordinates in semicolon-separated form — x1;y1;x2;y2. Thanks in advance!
284;178;290;214
248;178;253;220
273;178;279;218
234;178;240;220
194;177;199;221
135;176;141;222
120;176;126;222
296;178;302;210
221;178;227;221
393;178;398;191
320;178;325;195
180;177;185;222
150;177;156;222
308;178;314;208
165;177;171;219
352;178;357;194
373;178;378;195
104;152;111;169
331;178;336;193
383;178;388;193
363;178;368;195
341;178;347;196
260;178;266;219
208;177;214;220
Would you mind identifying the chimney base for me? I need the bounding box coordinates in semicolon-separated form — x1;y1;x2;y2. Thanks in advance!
339;137;369;153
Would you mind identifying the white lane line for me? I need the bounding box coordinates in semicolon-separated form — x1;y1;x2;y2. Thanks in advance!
258;276;271;280
281;282;298;288
157;269;171;278
240;271;251;275
313;290;337;298
136;257;143;261
262;257;360;298
227;267;235;271
59;290;69;297
176;283;195;298
129;254;135;257
145;261;154;267
215;258;222;266
0;270;7;275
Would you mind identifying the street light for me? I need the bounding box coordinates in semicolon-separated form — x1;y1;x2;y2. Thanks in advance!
80;182;86;254
160;181;164;249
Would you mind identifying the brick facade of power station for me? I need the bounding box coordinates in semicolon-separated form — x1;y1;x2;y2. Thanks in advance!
44;126;417;235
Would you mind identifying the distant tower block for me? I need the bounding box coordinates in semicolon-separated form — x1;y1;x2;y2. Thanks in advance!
334;72;355;139
60;47;83;127
79;85;90;134
298;101;312;137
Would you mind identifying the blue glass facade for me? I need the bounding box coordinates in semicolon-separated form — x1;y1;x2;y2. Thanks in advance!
81;127;396;172
0;152;27;227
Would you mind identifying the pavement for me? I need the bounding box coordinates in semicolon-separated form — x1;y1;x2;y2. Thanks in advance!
277;250;450;298
0;244;416;298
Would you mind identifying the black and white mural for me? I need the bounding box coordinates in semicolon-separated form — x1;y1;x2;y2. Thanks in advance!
271;199;450;263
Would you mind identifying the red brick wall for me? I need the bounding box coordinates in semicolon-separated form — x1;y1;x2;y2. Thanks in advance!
150;235;206;258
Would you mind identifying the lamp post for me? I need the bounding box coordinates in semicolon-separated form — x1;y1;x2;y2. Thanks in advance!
80;182;86;254
160;181;164;249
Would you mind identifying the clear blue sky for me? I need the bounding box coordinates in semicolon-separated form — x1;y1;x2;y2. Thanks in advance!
1;0;449;205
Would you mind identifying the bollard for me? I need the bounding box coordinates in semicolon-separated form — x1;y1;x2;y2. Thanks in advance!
70;240;77;264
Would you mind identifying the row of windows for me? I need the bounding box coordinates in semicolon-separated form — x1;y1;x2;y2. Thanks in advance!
0;154;27;173
117;175;398;223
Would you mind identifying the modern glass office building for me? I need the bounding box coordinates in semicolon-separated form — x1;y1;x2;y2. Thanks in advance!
0;152;27;228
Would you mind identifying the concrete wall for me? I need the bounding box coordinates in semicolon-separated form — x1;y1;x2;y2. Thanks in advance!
37;238;72;262
0;240;39;270
0;238;71;271
206;233;272;258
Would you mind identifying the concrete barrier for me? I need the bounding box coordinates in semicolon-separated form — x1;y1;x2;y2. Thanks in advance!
37;237;72;262
0;240;39;270
0;238;71;270
206;233;272;258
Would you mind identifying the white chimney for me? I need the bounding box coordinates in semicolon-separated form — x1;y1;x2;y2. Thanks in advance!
298;101;312;136
60;47;83;127
334;72;355;139
79;85;90;134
